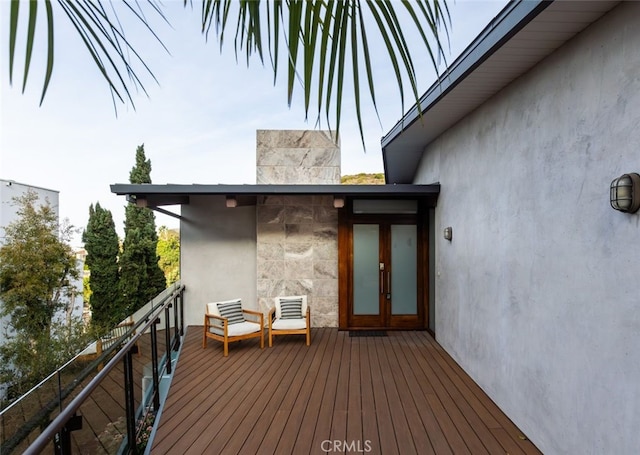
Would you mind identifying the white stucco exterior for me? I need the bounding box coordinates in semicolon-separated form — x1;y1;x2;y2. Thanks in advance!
180;196;258;327
414;3;640;453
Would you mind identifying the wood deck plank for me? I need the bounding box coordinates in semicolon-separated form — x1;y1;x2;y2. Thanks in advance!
291;328;338;455
151;328;542;455
273;330;333;455
384;334;438;454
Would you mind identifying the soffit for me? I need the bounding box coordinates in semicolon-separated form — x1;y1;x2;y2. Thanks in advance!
382;0;620;184
110;183;441;208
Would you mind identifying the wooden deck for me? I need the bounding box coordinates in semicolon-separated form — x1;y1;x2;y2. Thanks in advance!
152;327;540;454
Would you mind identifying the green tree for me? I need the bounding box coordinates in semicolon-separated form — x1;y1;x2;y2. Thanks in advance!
119;145;166;314
7;1;449;143
341;173;385;184
157;227;180;286
0;191;87;396
83;203;124;330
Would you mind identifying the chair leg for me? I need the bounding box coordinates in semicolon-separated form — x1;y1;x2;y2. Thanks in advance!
260;330;264;349
223;340;229;357
306;329;310;346
268;328;273;347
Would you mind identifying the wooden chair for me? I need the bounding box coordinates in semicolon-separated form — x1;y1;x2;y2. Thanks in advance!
78;317;139;366
268;295;310;347
203;298;264;357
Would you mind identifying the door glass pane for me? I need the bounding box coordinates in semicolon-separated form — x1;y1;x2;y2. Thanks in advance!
353;224;380;315
391;225;417;315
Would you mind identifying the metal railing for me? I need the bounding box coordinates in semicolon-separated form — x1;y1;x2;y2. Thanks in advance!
0;282;185;454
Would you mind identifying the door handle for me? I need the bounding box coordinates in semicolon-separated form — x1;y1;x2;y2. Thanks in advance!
380;271;384;294
386;271;391;296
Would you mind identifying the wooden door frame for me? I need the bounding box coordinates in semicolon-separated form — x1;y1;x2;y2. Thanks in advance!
338;198;430;330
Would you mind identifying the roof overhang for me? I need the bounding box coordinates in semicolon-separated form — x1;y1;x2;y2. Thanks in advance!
110;183;441;218
381;0;620;183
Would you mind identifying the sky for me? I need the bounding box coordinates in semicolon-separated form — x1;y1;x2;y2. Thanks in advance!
0;0;508;246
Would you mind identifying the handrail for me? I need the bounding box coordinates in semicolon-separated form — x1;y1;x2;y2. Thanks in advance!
21;283;185;455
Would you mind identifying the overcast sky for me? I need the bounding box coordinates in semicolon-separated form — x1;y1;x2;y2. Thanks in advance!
0;0;507;245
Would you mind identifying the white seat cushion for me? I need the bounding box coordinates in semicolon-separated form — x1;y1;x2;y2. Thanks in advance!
272;318;306;330
80;341;98;356
209;321;261;337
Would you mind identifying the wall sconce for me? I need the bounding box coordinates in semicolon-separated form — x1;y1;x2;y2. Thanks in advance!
610;173;640;213
333;196;345;209
444;226;453;241
225;196;238;208
135;197;147;208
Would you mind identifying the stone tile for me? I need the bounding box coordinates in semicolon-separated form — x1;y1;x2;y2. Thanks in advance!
257;242;284;261
285;260;314;280
314;260;338;279
257;205;285;223
284;243;313;260
256;166;286;184
259;195;285;205
283;195;314;206
313;242;338;261
257;223;285;243
284;205;314;224
306;148;341;167
313;224;338;242
314;279;338;297
313;206;338;223
285;224;315;243
257;130;338;149
281;279;313;296
257;279;286;297
312;195;334;207
257;260;284;279
312;296;339;327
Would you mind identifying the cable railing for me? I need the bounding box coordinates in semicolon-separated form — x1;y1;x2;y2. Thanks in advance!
0;282;185;454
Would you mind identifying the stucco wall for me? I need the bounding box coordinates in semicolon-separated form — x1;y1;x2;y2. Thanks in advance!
415;3;640;454
180;196;257;327
256;130;340;327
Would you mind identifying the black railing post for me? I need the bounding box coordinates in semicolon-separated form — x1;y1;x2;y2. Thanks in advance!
164;306;172;375
173;295;180;351
179;289;185;336
53;414;82;455
150;318;161;411
123;350;137;454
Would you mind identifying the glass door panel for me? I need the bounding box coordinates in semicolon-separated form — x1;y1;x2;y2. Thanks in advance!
390;224;417;315
353;224;380;315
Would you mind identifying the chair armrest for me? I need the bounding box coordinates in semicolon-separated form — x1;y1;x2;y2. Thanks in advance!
243;309;264;327
243;309;262;317
205;313;226;327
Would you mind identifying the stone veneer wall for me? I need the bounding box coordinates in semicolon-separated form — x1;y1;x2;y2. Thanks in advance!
256;130;340;327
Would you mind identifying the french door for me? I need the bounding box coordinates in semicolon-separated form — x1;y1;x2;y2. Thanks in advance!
348;218;425;329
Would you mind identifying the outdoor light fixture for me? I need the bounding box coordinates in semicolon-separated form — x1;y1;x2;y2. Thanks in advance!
444;226;453;241
610;173;640;213
135;197;147;208
225;196;238;208
333;196;345;209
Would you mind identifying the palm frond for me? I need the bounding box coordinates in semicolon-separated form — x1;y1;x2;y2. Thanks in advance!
201;0;450;147
8;0;169;111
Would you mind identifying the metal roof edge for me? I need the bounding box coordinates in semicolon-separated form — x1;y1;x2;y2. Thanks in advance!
380;0;550;151
110;183;440;197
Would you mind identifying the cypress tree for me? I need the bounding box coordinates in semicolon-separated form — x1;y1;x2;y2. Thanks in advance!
83;203;123;330
119;145;166;314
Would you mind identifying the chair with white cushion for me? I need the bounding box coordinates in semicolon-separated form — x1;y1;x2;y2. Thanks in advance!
268;295;310;347
203;298;264;357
